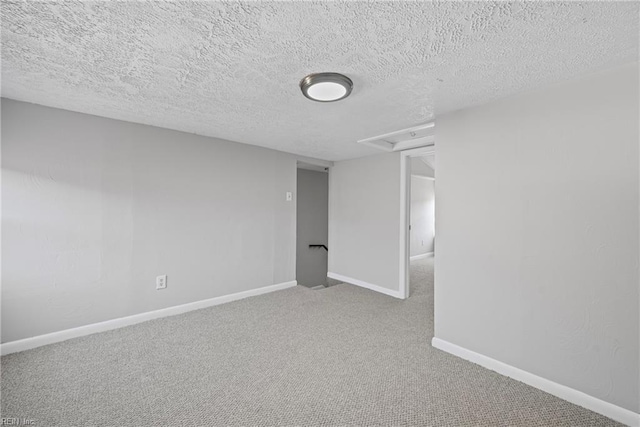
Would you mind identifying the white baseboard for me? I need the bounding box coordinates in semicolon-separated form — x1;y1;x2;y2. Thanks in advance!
327;272;402;299
1;280;298;356
432;337;639;427
410;252;434;261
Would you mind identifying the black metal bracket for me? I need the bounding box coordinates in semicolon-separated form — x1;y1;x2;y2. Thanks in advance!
309;244;328;251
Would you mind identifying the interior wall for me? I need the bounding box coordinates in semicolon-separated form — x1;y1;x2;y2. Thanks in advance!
1;99;297;343
435;63;639;412
410;176;435;257
296;169;328;287
328;152;401;293
410;158;435;178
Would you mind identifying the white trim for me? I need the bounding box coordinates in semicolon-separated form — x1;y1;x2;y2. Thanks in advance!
358;122;434;144
432;338;640;427
399;154;409;299
358;122;435;153
410;252;434;261
392;136;434;152
400;145;436;300
327;272;402;299
1;280;298;356
411;174;435;181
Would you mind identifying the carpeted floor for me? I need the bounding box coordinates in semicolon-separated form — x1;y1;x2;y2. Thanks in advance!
1;257;622;426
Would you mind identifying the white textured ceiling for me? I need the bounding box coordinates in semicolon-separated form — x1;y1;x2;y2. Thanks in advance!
2;2;638;161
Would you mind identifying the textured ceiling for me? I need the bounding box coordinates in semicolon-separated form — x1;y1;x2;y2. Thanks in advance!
2;2;638;161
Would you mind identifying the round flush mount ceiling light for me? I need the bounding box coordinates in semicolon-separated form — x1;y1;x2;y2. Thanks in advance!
300;72;353;102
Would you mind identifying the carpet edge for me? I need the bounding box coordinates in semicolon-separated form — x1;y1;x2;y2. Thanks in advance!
1;280;298;355
431;337;640;427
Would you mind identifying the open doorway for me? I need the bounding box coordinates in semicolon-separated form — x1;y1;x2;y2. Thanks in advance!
400;146;435;298
296;162;329;289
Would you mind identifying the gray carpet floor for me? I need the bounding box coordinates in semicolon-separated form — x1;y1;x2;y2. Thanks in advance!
1;257;622;426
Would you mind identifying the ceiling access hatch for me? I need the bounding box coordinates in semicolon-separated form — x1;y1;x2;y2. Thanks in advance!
357;122;434;153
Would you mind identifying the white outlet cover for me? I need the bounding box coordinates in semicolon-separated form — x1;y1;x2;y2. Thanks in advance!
286;192;292;201
156;275;167;290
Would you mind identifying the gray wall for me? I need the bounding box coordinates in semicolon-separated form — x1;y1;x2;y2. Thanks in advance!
435;63;639;412
2;99;297;343
410;176;435;257
296;169;328;287
411;158;435;178
328;152;400;293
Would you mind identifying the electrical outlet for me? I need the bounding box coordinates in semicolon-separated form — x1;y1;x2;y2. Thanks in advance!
286;192;292;201
156;275;167;290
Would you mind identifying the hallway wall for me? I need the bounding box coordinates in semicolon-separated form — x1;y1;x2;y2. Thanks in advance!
328;152;401;295
410;176;435;257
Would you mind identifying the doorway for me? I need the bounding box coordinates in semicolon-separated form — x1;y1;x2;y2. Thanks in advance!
400;146;436;298
296;163;329;289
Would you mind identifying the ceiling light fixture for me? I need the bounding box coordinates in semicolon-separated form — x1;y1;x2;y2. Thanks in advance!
300;72;353;102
